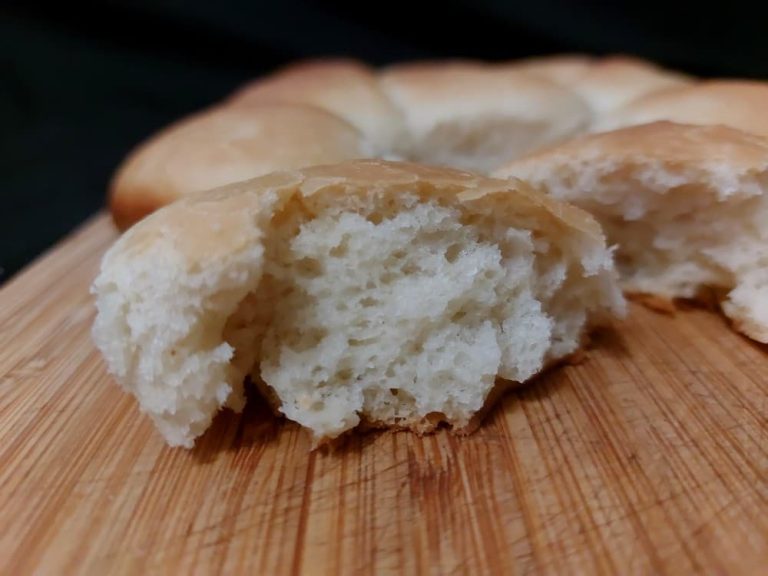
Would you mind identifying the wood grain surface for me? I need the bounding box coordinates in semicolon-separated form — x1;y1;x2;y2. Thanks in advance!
0;214;766;575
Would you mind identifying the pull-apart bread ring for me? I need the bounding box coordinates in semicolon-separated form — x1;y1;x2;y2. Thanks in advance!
493;122;768;343
108;55;695;231
92;160;625;448
95;54;768;449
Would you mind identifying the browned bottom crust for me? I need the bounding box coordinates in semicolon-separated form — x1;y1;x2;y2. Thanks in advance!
627;285;728;314
316;339;592;450
238;327;598;451
109;188;167;231
626;292;677;314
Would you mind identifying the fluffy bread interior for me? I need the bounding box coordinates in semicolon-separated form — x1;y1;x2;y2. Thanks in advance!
493;124;768;342
93;167;623;448
558;172;768;341
228;196;606;440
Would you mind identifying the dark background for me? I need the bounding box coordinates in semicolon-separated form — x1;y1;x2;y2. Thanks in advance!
2;0;768;282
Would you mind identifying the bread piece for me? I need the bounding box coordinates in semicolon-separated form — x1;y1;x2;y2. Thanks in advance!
109;104;367;229
510;54;595;85
379;62;591;172
593;80;768;136
106;55;699;230
569;56;692;115
227;59;407;154
493;122;768;342
92;159;625;448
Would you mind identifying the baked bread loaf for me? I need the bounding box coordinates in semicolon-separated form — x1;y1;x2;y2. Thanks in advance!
92;160;625;448
493;122;768;342
108;54;697;230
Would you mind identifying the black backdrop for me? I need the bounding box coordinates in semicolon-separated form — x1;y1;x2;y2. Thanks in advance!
2;0;768;281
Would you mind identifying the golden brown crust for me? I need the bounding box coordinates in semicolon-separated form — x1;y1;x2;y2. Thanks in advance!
228;58;370;103
295;160;605;240
380;60;560;94
569;55;692;113
379;60;590;120
494;121;768;175
627;286;728;315
508;54;595;85
320;379;519;449
379;58;485;77
626;292;678;314
114;159;607;297
108;180;167;231
597;80;768;136
108;104;367;230
227;58;405;148
108;55;715;232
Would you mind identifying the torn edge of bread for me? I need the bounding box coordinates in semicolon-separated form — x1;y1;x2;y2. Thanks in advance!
92;160;625;448
494;121;768;343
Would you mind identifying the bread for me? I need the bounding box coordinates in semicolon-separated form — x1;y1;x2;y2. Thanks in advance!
568;55;692;114
108;55;704;230
594;80;768;135
512;55;690;114
226;59;407;154
92;159;625;448
510;54;595;85
493;122;768;342
108;104;368;229
380;61;591;172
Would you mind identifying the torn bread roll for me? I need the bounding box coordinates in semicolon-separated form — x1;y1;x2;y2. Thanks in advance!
92;160;625;448
108;104;368;229
493;122;768;342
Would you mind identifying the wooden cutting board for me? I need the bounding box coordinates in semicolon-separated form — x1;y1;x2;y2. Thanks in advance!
1;213;766;575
